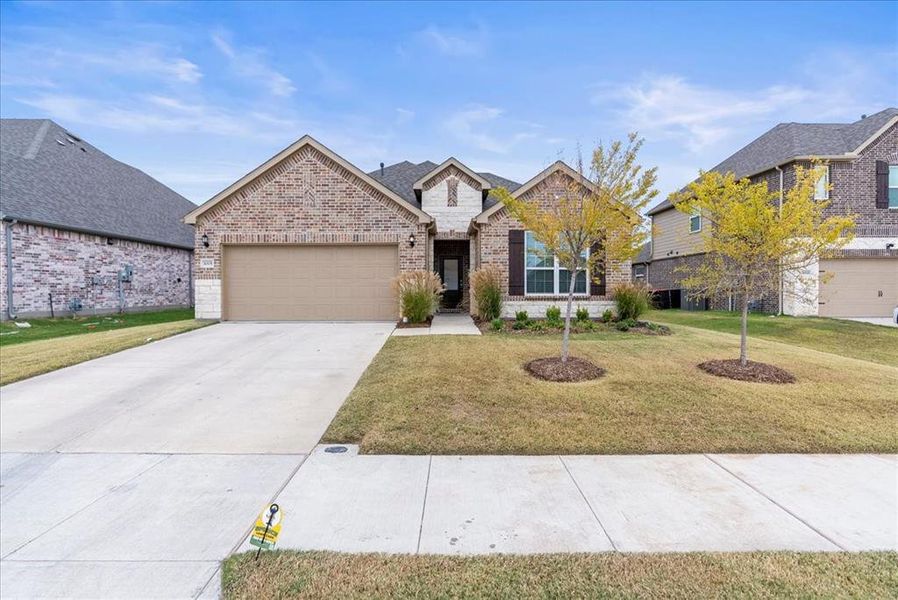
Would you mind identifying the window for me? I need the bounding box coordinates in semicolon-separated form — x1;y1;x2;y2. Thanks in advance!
689;212;701;233
890;165;898;209
634;264;646;279
814;165;830;200
524;231;588;295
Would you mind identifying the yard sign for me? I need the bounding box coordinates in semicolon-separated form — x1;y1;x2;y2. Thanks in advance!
250;503;282;555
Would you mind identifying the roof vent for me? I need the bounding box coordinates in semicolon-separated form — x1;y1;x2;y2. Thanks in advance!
380;162;384;176
861;114;867;119
55;138;66;146
65;132;82;142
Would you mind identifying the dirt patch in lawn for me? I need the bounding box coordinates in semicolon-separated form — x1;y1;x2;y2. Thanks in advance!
525;356;605;382
698;359;796;384
395;316;432;329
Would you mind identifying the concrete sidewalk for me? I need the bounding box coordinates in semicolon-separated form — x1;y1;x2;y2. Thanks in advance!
392;313;481;336
243;447;897;555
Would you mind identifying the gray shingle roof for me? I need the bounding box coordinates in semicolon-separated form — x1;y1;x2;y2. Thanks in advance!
647;108;898;215
1;119;196;248
634;242;652;264
367;160;520;210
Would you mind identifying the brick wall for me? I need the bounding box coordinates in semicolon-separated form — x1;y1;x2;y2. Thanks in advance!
475;171;631;317
192;144;428;319
0;222;192;319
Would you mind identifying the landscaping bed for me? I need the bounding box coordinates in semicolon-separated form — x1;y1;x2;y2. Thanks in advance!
322;326;898;455
478;317;671;336
222;550;898;600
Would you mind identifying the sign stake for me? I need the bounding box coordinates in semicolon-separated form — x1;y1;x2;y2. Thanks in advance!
255;503;279;561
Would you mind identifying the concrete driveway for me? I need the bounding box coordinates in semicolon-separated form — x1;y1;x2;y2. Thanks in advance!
0;322;393;599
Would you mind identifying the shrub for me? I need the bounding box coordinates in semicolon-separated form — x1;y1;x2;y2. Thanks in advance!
601;308;614;323
612;283;653;321
512;320;528;330
491;318;504;332
515;310;529;323
616;318;638;331
545;305;562;327
391;271;444;323
470;267;503;321
575;306;590;322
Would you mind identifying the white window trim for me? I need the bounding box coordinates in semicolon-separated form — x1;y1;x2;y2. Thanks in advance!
889;165;898;209
689;212;702;234
523;231;590;296
814;165;830;200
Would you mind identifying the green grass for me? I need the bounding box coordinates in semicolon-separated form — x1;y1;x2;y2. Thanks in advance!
323;325;898;454
0;319;211;385
222;551;898;600
647;309;898;366
0;308;198;346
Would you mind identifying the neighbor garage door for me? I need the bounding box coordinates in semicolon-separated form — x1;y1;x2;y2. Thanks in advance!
818;258;898;318
223;245;398;321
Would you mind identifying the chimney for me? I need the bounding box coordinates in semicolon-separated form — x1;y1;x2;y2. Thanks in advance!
380;162;385;176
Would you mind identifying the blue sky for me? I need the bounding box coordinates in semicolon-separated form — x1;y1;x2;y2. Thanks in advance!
2;1;896;205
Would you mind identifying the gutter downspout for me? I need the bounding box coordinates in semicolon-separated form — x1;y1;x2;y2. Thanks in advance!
775;165;784;315
4;219;17;320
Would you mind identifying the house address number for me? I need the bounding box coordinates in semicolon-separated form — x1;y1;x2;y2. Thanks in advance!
200;258;214;269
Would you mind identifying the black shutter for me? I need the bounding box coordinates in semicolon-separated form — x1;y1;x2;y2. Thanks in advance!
508;230;525;295
875;160;889;209
590;241;605;296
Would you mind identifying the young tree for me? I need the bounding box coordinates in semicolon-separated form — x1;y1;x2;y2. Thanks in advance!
494;134;658;363
670;162;854;366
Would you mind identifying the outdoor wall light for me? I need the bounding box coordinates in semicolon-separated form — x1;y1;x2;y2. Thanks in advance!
408;233;416;247
201;233;209;248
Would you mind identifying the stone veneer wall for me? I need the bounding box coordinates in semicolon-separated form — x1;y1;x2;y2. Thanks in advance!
421;166;484;234
0;222;192;319
192;144;428;319
475;171;630;318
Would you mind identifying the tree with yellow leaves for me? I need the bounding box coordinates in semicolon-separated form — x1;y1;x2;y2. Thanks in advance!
671;162;854;369
494;134;658;365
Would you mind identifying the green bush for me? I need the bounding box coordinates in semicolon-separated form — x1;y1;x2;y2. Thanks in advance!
616;318;638;331
601;308;614;323
545;306;562;327
575;306;590;322
512;320;528;330
391;271;443;323
491;318;504;332
470;267;503;321
515;310;529;323
612;283;653;321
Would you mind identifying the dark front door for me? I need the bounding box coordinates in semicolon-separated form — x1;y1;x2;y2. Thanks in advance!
440;256;462;308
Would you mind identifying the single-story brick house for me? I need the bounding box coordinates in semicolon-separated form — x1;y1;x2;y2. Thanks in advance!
0;119;195;319
184;136;630;321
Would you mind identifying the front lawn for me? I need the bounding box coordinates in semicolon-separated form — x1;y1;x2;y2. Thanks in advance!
0;308;197;346
0;319;211;385
222;551;898;600
647;309;898;366
322;326;898;454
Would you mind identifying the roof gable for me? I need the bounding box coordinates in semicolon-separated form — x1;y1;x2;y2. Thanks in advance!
413;158;492;191
473;160;586;224
184;136;432;225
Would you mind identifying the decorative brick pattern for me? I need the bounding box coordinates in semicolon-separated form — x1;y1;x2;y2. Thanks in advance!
475;172;631;309
193;145;427;319
422;175;483;234
0;222;191;318
420;165;482;192
447;177;458;207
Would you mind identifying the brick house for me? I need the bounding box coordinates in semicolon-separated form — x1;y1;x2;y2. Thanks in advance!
0;119;195;319
184;136;629;321
643;108;898;318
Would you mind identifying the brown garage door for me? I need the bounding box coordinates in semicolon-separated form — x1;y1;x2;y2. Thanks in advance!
819;258;898;317
223;245;398;321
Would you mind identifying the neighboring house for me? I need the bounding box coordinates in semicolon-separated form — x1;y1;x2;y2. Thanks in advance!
0;119;195;319
643;108;898;318
184;136;630;321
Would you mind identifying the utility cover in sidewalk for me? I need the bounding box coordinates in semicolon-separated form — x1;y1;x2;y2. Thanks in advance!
250;503;283;551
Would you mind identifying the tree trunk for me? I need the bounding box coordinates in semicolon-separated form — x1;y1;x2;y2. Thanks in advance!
561;268;578;363
740;296;749;366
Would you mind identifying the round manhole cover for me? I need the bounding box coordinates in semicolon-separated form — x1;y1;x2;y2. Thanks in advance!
324;446;348;454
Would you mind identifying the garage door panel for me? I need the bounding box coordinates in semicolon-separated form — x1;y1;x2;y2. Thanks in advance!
819;258;898;318
223;245;399;321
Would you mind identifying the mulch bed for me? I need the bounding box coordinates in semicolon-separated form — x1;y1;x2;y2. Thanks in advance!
525;356;606;382
698;359;796;384
395;316;433;329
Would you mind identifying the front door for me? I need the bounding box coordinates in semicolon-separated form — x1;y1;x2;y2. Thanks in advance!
440;256;462;308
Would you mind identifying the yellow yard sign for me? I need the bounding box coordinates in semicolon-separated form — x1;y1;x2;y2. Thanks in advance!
250;503;282;554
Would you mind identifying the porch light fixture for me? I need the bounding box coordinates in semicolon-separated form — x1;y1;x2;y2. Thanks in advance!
408;233;416;247
201;233;209;248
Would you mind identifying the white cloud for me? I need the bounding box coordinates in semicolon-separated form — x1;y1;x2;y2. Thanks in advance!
395;108;415;125
211;30;295;97
444;105;540;154
417;25;486;57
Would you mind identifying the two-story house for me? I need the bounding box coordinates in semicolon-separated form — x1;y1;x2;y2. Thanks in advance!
642;108;898;319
